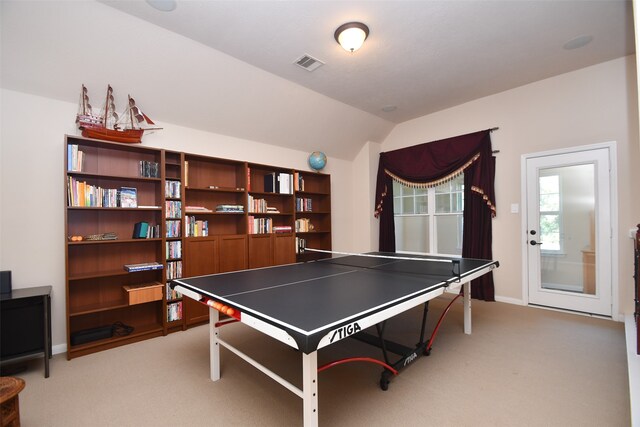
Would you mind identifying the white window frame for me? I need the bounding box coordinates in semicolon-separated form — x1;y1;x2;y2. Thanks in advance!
393;177;464;256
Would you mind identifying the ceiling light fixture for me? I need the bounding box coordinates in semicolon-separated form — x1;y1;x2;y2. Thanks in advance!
334;22;369;53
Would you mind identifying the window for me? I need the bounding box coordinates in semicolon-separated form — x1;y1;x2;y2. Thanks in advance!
393;174;464;255
539;174;562;252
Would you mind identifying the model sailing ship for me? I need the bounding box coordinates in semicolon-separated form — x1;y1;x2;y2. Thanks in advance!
76;84;161;144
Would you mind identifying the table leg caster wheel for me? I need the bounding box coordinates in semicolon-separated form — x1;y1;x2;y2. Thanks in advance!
380;372;391;391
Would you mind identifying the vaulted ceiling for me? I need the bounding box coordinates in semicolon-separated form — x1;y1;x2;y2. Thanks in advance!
1;1;635;159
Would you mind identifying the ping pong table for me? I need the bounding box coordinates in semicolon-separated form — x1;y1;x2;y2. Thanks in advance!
171;251;498;426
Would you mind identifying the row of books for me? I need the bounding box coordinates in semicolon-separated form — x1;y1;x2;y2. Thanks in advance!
165;180;181;198
166;241;182;259
67;144;85;172
295;237;307;254
247;195;269;213
167;301;183;322
124;262;163;272
248;216;273;234
166;200;182;218
166;220;181;238
264;172;294;194
139;160;159;178
133;221;160;239
166;260;182;281
296;197;313;212
166;285;182;301
186;216;208;237
67;177;138;208
295;218;314;232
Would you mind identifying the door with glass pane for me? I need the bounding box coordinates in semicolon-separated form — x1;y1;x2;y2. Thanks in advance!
525;147;612;315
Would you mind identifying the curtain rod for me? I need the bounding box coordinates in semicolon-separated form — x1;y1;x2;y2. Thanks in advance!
489;127;499;153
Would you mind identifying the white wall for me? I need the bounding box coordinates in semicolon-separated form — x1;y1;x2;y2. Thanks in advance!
0;88;356;352
372;56;640;314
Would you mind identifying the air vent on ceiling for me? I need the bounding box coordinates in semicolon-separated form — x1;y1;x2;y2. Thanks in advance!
294;54;325;72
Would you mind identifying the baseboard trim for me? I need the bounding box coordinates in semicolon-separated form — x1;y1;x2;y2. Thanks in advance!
52;343;67;356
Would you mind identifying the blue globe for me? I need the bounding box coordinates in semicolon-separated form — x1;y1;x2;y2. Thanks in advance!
308;151;327;172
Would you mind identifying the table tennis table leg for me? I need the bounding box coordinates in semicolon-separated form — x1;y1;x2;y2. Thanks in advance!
463;281;472;335
302;351;319;427
209;307;221;381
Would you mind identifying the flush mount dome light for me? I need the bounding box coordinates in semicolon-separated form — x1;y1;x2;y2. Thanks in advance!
334;22;369;52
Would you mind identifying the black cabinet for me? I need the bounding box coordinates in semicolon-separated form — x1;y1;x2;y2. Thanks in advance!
0;286;52;377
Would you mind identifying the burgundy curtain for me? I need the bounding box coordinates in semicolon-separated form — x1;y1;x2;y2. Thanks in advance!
374;129;496;301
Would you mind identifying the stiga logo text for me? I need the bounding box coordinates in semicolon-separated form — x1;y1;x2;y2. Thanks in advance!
329;322;361;343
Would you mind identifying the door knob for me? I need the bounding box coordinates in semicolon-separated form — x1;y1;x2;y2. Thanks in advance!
530;230;537;235
530;240;542;246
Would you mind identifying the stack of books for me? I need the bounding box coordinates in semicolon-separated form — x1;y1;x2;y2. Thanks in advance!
273;225;292;233
124;262;163;272
216;204;244;213
185;206;213;213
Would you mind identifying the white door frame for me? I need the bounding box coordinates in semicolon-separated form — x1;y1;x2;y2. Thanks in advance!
520;141;619;319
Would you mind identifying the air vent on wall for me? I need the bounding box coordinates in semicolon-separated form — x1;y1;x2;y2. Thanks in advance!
294;54;325;72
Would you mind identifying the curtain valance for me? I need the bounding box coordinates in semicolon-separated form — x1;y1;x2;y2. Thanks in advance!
374;129;495;218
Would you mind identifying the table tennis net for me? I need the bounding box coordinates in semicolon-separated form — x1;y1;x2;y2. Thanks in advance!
304;249;463;282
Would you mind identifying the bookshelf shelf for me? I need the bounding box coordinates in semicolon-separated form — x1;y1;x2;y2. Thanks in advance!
186;187;245;193
67;238;162;246
69;301;130;317
69;323;164;357
67;171;161;182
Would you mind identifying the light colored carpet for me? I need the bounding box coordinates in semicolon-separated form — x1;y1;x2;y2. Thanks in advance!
9;296;630;426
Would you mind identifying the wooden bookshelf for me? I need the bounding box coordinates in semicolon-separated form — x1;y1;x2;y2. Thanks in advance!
163;150;185;332
65;136;331;356
294;171;332;261
65;135;164;359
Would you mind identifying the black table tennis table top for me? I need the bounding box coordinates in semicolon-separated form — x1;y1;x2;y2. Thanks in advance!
172;252;498;353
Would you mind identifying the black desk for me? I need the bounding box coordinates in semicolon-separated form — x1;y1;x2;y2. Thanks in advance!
1;286;52;378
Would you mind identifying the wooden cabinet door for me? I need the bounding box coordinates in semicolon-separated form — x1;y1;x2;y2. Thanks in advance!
248;235;273;269
219;235;248;273
273;234;295;265
183;237;219;325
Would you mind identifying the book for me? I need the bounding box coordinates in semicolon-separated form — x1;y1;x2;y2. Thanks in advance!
124;262;163;272
132;221;149;239
279;173;292;194
264;172;277;193
119;187;138;208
